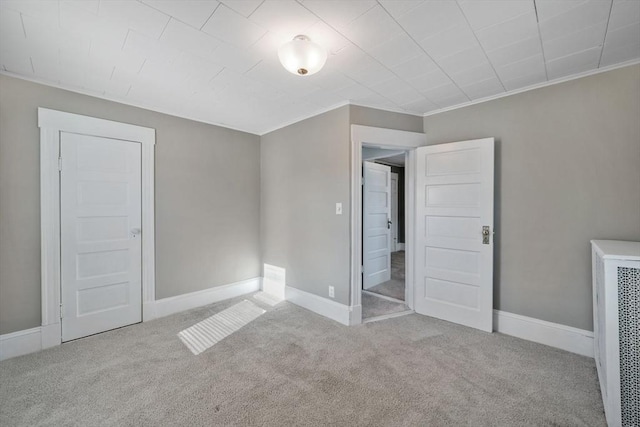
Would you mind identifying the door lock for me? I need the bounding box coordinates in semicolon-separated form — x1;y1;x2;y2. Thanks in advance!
387;219;392;229
482;226;490;244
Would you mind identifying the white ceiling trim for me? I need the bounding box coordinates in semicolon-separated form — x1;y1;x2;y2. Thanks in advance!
423;58;640;118
1;68;423;136
3;59;638;137
0;69;261;136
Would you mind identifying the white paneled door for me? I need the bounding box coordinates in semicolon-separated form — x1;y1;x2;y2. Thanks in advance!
363;161;392;289
415;139;494;332
60;132;142;342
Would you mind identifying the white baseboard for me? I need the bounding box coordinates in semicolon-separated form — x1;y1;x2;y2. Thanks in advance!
263;264;286;300
147;277;261;320
350;304;362;326
1;291;594;362
262;278;285;300
41;323;61;349
493;310;594;358
283;286;361;326
0;278;261;361
285;286;357;326
0;327;42;361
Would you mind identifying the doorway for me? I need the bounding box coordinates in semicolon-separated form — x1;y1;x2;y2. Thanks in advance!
350;125;495;332
349;125;424;325
361;150;410;322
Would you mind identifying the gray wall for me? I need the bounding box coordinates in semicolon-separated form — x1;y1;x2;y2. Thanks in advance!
3;64;637;334
260;105;423;305
350;105;423;133
261;106;351;304
0;75;261;334
423;64;640;331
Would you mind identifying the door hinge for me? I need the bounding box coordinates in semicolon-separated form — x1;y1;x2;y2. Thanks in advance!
58;157;62;171
59;303;63;319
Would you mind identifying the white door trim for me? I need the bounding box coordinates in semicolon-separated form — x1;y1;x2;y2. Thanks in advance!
350;125;427;324
38;108;155;348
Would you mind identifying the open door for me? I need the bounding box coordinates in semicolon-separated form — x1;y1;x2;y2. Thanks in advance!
363;161;392;289
414;138;494;332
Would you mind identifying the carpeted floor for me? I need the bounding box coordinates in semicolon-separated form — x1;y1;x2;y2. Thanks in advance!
369;251;405;301
362;292;409;320
0;293;605;426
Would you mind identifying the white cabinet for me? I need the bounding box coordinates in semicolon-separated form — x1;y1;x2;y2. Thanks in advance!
591;240;640;427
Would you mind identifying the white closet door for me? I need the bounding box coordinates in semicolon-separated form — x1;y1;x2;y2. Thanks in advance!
414;138;494;332
363;161;392;289
60;132;142;341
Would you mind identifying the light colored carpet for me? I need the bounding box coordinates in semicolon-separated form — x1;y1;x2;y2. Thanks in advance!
0;293;605;426
368;279;405;301
362;292;409;319
391;250;405;280
369;251;406;300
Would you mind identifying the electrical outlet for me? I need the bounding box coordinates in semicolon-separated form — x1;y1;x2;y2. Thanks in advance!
329;286;335;298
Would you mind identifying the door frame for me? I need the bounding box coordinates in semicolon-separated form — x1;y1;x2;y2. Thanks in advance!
350;125;427;325
38;108;155;348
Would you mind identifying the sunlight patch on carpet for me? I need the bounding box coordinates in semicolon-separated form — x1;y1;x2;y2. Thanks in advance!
178;300;265;355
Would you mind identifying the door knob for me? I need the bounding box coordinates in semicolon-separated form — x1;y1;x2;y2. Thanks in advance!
482;226;490;244
131;228;141;236
387;219;392;229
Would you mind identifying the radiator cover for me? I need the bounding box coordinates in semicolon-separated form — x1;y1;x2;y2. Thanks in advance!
618;266;639;427
591;240;640;427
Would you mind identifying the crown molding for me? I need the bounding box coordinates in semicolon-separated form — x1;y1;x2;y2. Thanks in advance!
0;70;262;136
3;59;638;137
422;59;640;119
0;71;421;137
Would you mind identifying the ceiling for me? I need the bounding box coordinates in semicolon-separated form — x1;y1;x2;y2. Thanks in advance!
362;146;406;164
379;153;406;166
1;1;639;135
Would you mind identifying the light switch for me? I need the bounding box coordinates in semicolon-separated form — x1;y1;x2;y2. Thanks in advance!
336;203;342;215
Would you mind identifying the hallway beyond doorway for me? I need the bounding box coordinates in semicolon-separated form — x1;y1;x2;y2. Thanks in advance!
368;251;405;301
362;250;409;322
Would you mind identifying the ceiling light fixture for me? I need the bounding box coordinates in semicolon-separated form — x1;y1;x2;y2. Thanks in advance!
278;35;327;76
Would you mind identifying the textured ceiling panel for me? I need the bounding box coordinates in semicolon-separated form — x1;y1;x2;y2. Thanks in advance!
0;0;638;134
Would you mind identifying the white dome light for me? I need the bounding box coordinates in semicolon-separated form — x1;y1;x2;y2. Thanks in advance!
278;35;327;76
